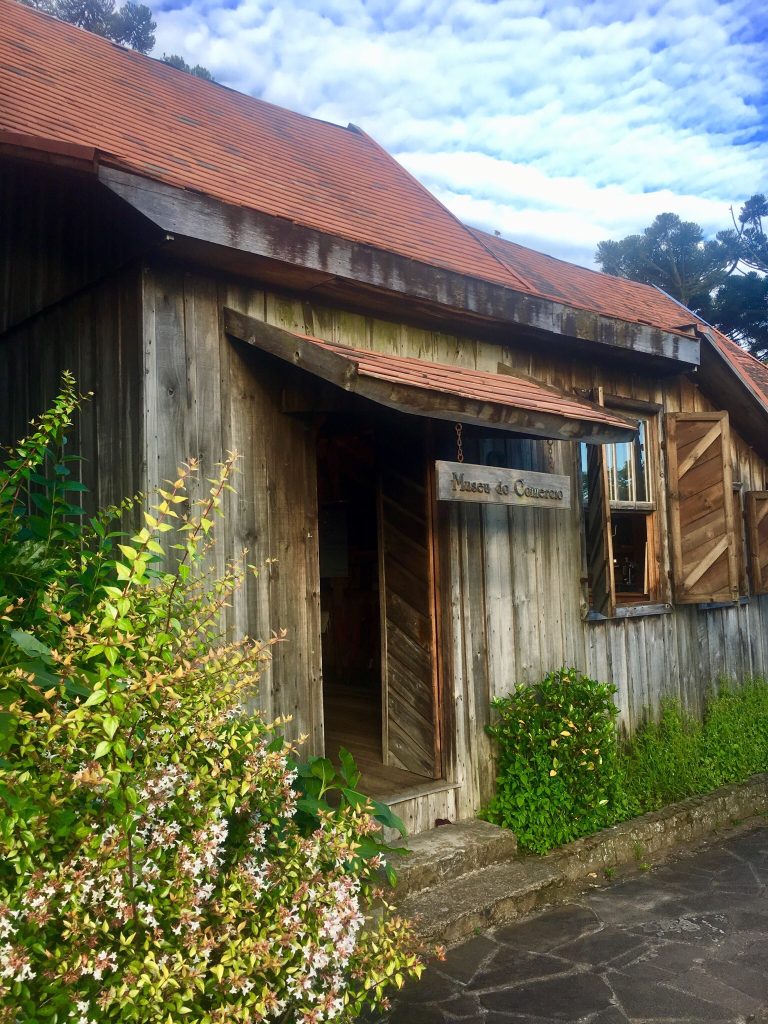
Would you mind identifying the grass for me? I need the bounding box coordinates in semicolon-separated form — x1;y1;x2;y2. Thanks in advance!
618;679;768;819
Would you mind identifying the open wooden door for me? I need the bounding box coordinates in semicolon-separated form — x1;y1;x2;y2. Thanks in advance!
378;429;441;779
746;491;768;594
665;412;739;603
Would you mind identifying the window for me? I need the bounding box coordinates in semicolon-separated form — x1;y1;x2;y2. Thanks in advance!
581;412;661;616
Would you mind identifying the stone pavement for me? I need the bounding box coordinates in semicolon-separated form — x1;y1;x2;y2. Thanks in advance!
375;826;768;1024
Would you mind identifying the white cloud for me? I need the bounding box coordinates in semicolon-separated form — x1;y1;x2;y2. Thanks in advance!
151;0;768;266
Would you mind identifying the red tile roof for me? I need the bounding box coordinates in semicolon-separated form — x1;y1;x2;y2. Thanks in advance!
470;227;699;336
0;0;528;291
472;228;768;414
3;0;765;412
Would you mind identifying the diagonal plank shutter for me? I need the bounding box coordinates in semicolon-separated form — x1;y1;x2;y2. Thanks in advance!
665;412;738;603
745;491;768;595
378;432;441;779
585;443;615;617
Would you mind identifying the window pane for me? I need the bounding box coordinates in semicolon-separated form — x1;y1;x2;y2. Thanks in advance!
605;444;615;502
612;441;634;502
580;443;589;505
634;421;648;502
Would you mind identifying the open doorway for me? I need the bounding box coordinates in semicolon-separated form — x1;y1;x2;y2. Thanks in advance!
317;421;382;772
317;415;442;797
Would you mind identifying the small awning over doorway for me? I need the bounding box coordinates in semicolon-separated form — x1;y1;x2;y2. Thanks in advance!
223;307;636;444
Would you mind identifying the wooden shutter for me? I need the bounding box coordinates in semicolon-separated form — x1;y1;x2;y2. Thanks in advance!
584;443;615;617
745;491;768;594
665;412;738;603
378;435;441;779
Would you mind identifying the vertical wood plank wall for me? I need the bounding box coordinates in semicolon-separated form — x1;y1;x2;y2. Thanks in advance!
0;266;143;513
4;254;768;833
0;162;157;337
194;280;768;825
142;264;323;753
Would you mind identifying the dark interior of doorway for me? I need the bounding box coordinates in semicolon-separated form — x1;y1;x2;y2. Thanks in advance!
317;416;430;798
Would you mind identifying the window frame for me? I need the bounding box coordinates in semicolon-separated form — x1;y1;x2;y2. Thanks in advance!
580;396;665;618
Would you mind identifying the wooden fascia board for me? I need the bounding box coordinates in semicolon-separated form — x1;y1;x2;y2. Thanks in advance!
100;166;700;368
1;134;99;175
223;307;636;444
696;335;768;461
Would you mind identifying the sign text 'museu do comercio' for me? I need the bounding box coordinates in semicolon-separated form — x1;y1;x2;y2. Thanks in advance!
435;460;571;509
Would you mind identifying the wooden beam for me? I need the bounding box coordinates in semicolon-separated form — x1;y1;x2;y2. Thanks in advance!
101;166;700;367
223;307;637;444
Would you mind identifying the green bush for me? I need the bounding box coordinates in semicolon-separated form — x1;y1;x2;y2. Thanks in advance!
620;683;768;816
486;666;768;854
0;376;425;1023
484;668;625;853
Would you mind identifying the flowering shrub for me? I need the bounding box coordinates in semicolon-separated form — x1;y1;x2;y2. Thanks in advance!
0;375;425;1023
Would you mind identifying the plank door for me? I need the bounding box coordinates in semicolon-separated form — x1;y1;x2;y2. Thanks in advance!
665;412;739;603
378;433;441;779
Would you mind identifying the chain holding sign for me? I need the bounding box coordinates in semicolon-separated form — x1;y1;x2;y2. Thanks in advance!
435;460;571;509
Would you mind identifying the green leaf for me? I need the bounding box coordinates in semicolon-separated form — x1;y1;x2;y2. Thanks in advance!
338;746;362;788
63;677;91;699
296;795;323;816
94;740;112;759
309;757;336;786
102;715;119;739
341;787;369;810
7;629;53;662
369;798;407;836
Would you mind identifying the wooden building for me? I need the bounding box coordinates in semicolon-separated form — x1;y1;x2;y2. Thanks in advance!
4;0;768;834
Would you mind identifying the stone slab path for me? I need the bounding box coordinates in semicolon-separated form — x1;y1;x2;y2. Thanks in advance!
372;826;768;1024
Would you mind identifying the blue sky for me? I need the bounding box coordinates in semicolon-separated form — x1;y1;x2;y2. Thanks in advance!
150;0;767;267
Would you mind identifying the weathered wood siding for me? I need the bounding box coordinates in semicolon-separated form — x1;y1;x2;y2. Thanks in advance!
6;241;767;833
141;263;323;751
0;161;157;336
0;265;143;513
202;285;768;823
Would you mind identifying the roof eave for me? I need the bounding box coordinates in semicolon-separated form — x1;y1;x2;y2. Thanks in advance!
697;331;768;461
223;307;637;444
98;165;699;369
0;130;98;174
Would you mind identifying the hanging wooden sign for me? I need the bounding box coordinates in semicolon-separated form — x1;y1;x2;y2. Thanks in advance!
435;460;571;509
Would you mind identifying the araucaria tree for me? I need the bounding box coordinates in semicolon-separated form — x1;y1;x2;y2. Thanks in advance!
734;194;768;274
594;212;739;308
0;374;425;1023
19;0;156;52
596;199;768;360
